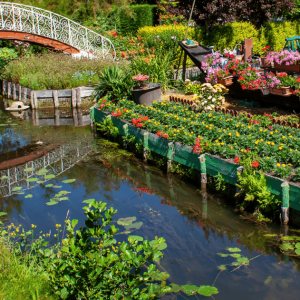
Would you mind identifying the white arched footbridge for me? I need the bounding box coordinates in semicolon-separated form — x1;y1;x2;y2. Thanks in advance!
0;2;116;59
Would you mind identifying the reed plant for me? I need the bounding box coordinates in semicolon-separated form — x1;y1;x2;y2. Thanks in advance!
1;53;123;90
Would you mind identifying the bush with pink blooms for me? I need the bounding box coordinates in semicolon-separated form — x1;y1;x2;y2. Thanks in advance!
267;50;300;66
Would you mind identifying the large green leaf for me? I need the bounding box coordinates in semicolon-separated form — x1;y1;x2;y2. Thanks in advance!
128;235;143;243
197;285;219;297
151;272;170;281
295;242;300;249
0;212;7;216
125;222;143;230
82;199;96;204
295;248;300;255
170;283;181;293
25;194;33;198
46;201;58;205
45;184;53;188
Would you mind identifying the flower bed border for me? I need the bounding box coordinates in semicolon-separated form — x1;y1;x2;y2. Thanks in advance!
90;106;300;226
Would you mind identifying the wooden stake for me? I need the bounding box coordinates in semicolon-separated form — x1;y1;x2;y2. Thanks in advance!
71;88;76;107
53;90;59;108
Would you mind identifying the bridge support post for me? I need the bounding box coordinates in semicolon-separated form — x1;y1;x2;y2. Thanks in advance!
18;85;22;101
30;91;35;108
71;88;76;107
12;83;16;100
77;108;83;126
55;109;60;126
53;90;59;108
72;108;78;127
2;80;6;97
7;82;11;99
76;88;81;107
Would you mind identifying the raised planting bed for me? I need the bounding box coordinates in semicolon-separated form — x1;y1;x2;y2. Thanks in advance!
91;99;300;225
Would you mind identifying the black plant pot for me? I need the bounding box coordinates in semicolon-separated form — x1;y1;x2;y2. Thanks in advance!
131;83;162;106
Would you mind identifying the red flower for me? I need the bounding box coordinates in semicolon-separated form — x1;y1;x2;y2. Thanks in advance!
249;120;252;124
296;78;300;83
234;157;240;163
252;161;259;168
113;32;118;36
246;148;250;152
156;131;161;137
269;126;272;130
255;249;260;253
266;46;270;49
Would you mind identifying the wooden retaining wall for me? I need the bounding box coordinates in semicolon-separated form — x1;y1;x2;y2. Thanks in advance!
1;80;95;109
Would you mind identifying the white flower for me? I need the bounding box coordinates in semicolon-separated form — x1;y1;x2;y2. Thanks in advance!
212;98;216;102
208;96;212;100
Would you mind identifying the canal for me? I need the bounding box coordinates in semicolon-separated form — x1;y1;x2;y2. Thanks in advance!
1;104;300;299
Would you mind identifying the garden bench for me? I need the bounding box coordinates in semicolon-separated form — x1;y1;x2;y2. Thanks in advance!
284;36;300;52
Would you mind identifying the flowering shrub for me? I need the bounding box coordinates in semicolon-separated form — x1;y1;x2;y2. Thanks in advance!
201;52;223;73
226;60;250;75
261;46;271;56
265;72;296;89
205;68;231;84
184;82;227;111
237;68;264;90
132;73;149;88
267;49;300;65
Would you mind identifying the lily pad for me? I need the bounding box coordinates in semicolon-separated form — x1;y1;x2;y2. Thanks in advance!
197;285;219;297
36;169;49;176
170;284;181;293
24;168;34;172
45;174;55;179
125;222;143;230
45;184;53;188
217;253;229;257
62;179;76;183
230;253;241;258
82;199;96;204
53;186;62;189
264;276;272;285
295;248;300;255
12;187;22;191
0;212;7;216
218;265;227;271
37;180;44;184
151;272;170;281
117;216;136;226
59;197;69;201
295;242;300;249
26;178;39;182
281;243;294;251
227;247;241;252
46;201;58;205
25;194;33;198
181;284;199;296
232;256;249;267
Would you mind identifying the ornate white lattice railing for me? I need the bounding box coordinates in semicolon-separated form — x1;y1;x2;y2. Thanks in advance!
0;2;116;59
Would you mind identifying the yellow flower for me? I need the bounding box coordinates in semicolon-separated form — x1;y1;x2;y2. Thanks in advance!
279;147;282;150
267;157;270;159
282;136;286;139
282;164;286;168
276;163;281;167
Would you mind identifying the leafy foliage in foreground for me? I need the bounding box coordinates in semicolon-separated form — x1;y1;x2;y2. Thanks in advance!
1;201;218;299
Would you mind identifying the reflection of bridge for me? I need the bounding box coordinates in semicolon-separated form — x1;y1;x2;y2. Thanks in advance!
0;2;115;58
0;141;92;197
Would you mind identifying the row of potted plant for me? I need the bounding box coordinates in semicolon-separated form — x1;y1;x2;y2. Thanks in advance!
96;98;300;180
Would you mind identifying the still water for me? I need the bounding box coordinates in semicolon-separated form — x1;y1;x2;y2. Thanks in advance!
1;105;300;299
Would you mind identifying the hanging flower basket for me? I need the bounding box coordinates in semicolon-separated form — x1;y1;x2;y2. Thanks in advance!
270;86;293;97
274;62;300;73
217;76;233;86
260;57;272;68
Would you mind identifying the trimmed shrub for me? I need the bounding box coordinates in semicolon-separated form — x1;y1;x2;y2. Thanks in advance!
117;5;157;35
263;21;300;52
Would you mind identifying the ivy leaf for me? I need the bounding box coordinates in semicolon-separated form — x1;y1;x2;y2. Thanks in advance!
182;284;199;296
25;194;33;198
227;247;241;252
62;179;76;183
197;285;219;297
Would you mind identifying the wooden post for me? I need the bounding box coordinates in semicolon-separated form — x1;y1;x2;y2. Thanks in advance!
143;132;149;163
199;154;207;191
72;108;78;127
167;142;174;172
281;182;290;224
244;38;253;62
77;108;83;126
12;83;16;100
202;194;207;219
235;166;244;196
53;90;59;108
18;85;22;101
33;91;38;109
71;88;76;107
33;109;39;126
182;52;187;81
54;109;60;126
7;82;11;99
2;80;6;96
30;90;35;109
22;87;26;101
76;87;81;107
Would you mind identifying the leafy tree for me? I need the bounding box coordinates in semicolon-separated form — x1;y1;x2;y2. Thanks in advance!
162;0;295;32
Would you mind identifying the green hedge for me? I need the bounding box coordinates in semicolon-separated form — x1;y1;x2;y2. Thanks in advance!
138;21;300;56
117;5;157;35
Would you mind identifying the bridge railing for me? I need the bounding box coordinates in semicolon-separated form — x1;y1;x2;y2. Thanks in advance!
0;2;116;59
